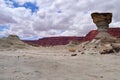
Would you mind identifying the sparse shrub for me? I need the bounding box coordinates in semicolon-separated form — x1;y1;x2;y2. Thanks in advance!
68;48;76;52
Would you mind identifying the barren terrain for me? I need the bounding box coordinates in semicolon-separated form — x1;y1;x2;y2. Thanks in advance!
0;47;120;80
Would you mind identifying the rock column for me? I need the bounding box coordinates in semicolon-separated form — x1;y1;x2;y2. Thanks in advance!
91;12;116;42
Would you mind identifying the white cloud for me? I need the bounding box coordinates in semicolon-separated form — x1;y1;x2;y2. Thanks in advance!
0;9;16;24
0;0;120;39
0;13;16;24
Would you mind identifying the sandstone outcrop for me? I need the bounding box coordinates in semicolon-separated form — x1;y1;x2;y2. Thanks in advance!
78;39;120;54
0;35;31;50
7;35;20;40
91;13;116;41
78;12;120;54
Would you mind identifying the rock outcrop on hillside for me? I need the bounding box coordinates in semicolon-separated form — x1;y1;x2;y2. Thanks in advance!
78;38;120;54
0;35;31;50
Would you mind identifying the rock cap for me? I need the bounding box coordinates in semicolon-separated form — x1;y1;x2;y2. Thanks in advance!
91;12;112;24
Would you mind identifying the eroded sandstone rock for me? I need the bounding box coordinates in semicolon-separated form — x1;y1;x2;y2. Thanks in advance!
77;12;120;54
91;13;112;29
0;35;31;50
78;39;120;54
91;12;116;42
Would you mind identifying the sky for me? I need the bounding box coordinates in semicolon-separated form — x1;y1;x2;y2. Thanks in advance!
0;0;120;40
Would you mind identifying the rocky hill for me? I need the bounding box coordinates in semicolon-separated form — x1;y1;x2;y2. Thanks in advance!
22;28;120;46
0;35;31;50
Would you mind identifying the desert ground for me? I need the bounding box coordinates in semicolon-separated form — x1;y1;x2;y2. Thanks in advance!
0;46;120;80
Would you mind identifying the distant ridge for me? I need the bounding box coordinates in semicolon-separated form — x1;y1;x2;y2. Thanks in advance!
22;36;83;46
22;28;120;46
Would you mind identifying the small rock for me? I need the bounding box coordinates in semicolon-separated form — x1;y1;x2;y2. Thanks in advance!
100;76;103;78
71;54;77;56
81;52;85;54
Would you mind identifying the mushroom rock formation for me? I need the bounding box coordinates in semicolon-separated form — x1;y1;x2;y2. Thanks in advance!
78;12;120;54
91;12;116;42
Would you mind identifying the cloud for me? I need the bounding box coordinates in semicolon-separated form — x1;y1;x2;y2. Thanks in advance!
0;0;120;40
0;10;16;24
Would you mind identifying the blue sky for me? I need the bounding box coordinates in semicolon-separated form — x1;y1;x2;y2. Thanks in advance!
0;25;10;38
5;0;39;13
0;25;9;31
0;0;120;40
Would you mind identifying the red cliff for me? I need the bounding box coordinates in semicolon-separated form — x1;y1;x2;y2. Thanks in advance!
23;36;83;46
22;28;120;46
83;28;120;41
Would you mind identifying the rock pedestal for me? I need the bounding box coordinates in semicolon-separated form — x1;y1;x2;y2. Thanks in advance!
77;12;120;54
91;13;116;42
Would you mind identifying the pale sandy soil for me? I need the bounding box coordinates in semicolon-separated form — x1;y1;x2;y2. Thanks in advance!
0;47;120;80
